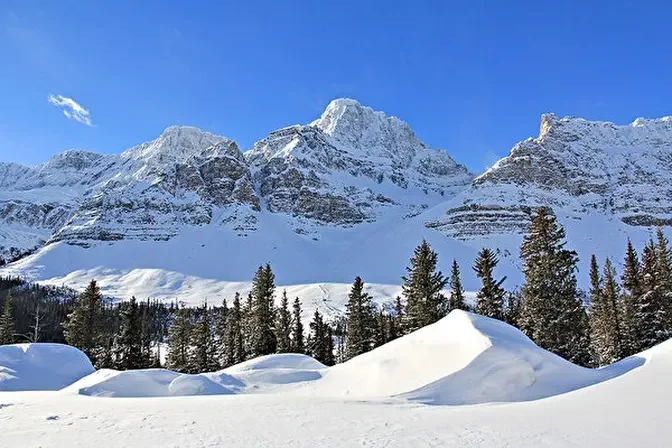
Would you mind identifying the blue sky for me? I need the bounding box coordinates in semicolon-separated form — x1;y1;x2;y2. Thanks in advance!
1;1;671;172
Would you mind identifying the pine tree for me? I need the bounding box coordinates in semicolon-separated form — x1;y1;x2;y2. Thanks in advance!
473;248;506;320
242;292;254;357
504;291;523;328
190;302;217;373
250;264;277;357
448;259;468;312
307;310;335;365
620;241;643;355
0;295;15;345
344;276;376;360
291;297;305;353
275;290;292;353
214;299;229;366
640;240;669;347
118;297;144;370
589;258;623;365
225;293;246;366
308;310;328;364
402;240;448;333
373;310;388;348
324;324;335;366
63;280;106;364
167;306;192;373
519;208;591;366
655;228;672;333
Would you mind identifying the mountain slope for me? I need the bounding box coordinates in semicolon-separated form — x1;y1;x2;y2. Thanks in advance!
0;102;671;309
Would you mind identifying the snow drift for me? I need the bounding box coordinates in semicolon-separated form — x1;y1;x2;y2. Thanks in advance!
306;310;643;403
64;354;326;397
0;343;94;391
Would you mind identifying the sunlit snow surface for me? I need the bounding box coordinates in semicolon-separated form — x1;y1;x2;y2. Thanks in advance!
1;311;670;447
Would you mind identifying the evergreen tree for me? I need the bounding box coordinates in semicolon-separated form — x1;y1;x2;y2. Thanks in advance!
0;294;15;345
190;302;217;373
214;299;229;365
620;241;643;355
590;258;623;365
504;291;523;328
655;228;672;332
242;292;254;357
402;240;448;333
250;264;277;357
291;297;305;353
374;310;388;348
473;248;506;320
307;310;334;365
448;259;468;312
225;293;246;366
640;240;669;347
519;208;591;366
275;290;292;353
63;280;106;364
167;306;192;372
324;324;335;366
118;297;144;370
344;276;376;360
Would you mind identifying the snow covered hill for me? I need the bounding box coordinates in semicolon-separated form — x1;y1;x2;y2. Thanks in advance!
1;312;669;447
1;101;671;310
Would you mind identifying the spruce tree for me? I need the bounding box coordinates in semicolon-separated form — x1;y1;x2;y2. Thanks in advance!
448;259;468;312
308;310;328;364
225;293;246;366
504;291;523;328
118;297;144;370
640;240;668;347
190;302;217;373
0;295;15;345
473;248;506;320
590;258;623;366
242;292;254;357
519;208;591;366
250;264;277;357
324;324;335;366
402;240;448;333
620;241;643;355
291;297;305;353
63;280;106;364
275;290;292;353
167;306;192;372
214;299;229;365
344;276;376;360
655;228;672;333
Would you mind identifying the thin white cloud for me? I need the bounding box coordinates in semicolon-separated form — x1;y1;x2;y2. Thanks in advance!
47;94;93;126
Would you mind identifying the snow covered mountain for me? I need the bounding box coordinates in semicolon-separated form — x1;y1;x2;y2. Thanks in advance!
0;101;670;308
430;113;672;239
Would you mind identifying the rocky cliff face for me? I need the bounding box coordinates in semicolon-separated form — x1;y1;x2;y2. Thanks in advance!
0;100;471;258
429;114;672;239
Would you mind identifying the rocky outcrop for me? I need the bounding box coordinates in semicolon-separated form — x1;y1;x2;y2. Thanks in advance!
432;114;672;239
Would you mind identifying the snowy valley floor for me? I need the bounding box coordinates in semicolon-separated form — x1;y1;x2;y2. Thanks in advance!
2;312;671;447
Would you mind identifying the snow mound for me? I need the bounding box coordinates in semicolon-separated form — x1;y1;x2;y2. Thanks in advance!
225;353;326;373
66;369;181;397
168;374;236;396
222;354;326;390
0;343;94;391
64;354;326;397
308;310;642;403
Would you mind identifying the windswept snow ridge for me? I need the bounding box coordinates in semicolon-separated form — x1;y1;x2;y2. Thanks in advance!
0;343;94;391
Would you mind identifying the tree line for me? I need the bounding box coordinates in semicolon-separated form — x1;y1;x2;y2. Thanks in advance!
1;207;671;370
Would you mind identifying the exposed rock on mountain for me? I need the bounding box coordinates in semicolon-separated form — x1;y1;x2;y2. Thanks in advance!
430;113;672;239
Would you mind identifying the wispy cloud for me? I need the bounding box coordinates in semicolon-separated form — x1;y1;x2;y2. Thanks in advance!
48;94;93;126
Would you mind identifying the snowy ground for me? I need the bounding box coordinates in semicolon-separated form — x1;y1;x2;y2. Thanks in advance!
1;311;671;447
